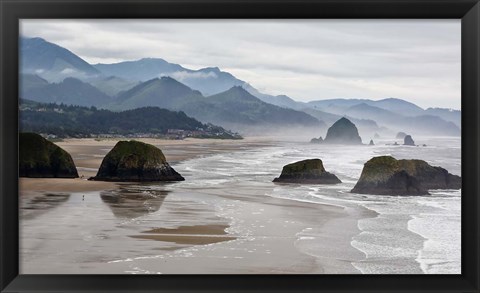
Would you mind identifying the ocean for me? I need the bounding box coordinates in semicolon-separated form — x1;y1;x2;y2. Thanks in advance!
20;136;461;274
172;136;461;274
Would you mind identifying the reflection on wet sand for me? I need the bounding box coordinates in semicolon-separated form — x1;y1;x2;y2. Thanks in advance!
21;193;71;220
100;185;168;219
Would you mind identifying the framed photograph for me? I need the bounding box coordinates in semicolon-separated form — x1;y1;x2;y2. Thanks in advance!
1;0;479;292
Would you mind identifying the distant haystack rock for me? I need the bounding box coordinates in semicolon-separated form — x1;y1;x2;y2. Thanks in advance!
90;140;184;182
403;135;415;146
19;133;78;178
324;117;362;145
396;132;407;139
351;156;461;195
273;159;341;184
369;139;375;146
310;136;323;144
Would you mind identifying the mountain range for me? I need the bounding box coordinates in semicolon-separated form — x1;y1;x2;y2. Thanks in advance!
22;76;112;107
19;36;461;137
111;77;322;130
20;37;100;82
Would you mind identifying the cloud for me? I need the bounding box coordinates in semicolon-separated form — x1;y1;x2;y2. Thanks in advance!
19;19;461;109
60;68;77;75
162;71;218;81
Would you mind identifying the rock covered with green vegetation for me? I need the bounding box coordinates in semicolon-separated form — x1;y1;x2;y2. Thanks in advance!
19;132;78;178
90;140;184;182
351;156;461;195
273;159;341;184
324;117;362;144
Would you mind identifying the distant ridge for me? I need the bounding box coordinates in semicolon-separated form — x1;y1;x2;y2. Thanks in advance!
20;37;99;81
113;77;203;110
94;58;245;96
112;80;323;130
185;86;324;127
19;36;461;136
22;77;112;107
20;100;240;139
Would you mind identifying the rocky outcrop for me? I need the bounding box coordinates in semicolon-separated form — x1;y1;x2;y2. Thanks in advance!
310;136;323;144
273;159;341;184
90;140;184;182
324;117;362;144
351;156;461;195
19;132;78;178
404;135;415;146
369;139;375;146
396;132;407;139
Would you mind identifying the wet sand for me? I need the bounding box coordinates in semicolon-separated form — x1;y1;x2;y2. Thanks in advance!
19;178;116;193
19;137;273;194
19;137;371;274
130;234;236;245
130;224;236;245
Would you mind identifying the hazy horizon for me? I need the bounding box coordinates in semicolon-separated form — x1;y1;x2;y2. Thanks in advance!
20;19;461;110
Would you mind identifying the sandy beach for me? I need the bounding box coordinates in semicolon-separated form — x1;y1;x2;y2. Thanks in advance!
19;137;273;193
20;136;460;274
19;137;371;274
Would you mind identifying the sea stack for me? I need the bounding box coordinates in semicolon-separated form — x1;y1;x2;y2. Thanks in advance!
396;132;407;139
273;159;341;184
19;132;78;178
404;135;415;146
323;117;362;144
351;156;461;196
310;136;323;144
90;140;184;182
369;139;375;146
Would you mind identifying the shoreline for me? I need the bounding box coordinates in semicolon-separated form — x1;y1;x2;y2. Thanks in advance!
19;137;274;194
20;137;375;274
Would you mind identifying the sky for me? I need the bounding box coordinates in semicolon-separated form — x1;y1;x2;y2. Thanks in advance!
20;19;461;109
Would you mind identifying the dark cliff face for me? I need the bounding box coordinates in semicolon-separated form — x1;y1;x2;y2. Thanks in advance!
351;156;461;196
273;159;341;184
324;117;362;144
19;132;78;178
90;140;184;182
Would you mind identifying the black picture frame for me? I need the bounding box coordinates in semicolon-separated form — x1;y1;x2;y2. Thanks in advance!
1;0;479;292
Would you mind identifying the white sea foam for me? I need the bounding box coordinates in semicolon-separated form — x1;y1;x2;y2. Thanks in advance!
192;136;462;274
42;136;461;274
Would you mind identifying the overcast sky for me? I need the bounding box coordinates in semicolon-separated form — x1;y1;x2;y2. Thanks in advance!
20;19;461;109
